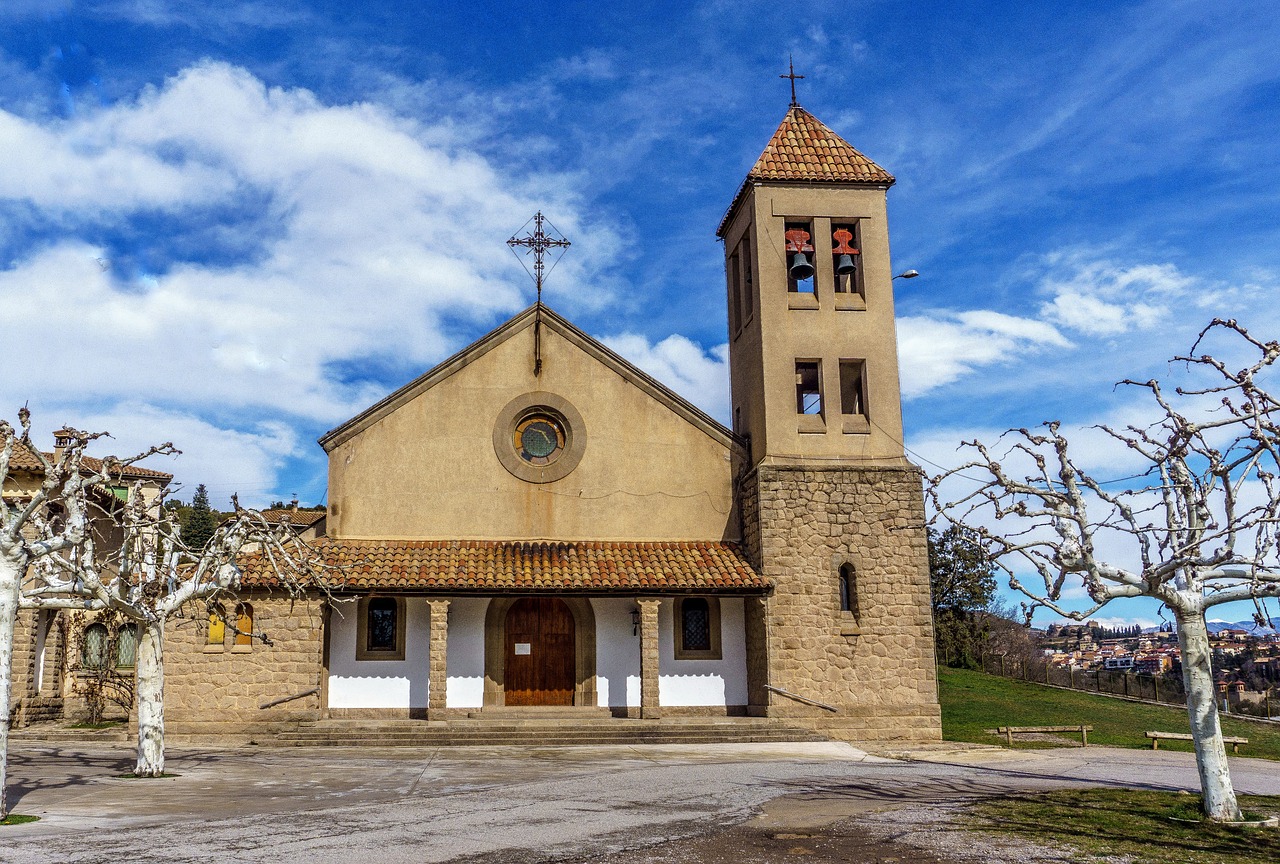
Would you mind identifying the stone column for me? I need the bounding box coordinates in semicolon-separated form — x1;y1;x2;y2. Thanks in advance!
427;599;451;721
638;598;661;719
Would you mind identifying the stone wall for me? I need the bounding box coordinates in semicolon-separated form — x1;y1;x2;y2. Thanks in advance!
744;463;941;743
162;592;325;737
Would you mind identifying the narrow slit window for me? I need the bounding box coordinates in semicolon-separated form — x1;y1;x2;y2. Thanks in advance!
740;238;753;319
832;223;861;294
784;222;815;294
728;250;742;334
839;564;860;618
840;360;866;416
796;361;822;415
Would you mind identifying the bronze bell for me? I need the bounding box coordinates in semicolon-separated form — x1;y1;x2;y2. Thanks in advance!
789;252;815;281
835;253;857;275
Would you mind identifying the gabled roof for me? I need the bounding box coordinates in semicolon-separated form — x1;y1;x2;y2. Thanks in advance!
240;539;769;594
258;509;325;528
319;303;739;453
717;105;895;238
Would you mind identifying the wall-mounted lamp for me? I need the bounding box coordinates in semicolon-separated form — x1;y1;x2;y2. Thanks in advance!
631;607;641;637
893;269;919;280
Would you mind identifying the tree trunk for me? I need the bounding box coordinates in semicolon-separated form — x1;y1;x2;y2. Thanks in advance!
0;551;23;818
1176;609;1242;821
134;618;166;777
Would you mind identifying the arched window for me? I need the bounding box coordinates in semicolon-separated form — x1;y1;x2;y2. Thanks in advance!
115;623;138;668
234;603;254;647
208;605;226;646
839;564;860;618
82;622;109;670
674;597;722;660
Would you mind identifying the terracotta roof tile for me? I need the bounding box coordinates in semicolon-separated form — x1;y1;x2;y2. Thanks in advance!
241;539;770;594
4;441;172;482
717;105;894;237
258;509;325;527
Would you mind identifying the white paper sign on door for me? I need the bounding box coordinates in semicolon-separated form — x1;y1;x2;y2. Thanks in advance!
514;643;531;655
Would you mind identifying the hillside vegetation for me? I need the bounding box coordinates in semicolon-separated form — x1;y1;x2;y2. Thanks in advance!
939;666;1280;761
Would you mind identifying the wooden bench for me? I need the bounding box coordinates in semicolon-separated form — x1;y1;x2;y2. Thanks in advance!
1146;731;1248;753
997;725;1093;747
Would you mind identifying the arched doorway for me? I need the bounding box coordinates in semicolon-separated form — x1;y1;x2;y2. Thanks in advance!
504;598;576;706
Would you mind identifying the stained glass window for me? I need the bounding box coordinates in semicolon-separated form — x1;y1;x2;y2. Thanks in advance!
368;598;398;652
514;414;565;466
681;598;712;652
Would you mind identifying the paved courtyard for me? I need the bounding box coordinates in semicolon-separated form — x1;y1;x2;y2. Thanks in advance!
3;741;1279;863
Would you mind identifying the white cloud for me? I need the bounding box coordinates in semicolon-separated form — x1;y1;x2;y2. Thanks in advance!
897;310;1070;398
601;333;731;424
0;62;622;498
1036;253;1195;336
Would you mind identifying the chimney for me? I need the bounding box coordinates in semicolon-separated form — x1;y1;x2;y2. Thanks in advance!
52;428;76;461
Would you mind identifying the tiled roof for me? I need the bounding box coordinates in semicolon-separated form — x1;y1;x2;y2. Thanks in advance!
717;105;894;237
748;105;894;185
258;509;325;527
4;440;172;482
241;539;770;593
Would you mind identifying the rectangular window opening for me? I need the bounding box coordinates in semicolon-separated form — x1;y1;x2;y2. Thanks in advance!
741;238;754;319
796;360;823;415
785;221;816;294
728;250;741;334
832;223;862;295
840;360;866;416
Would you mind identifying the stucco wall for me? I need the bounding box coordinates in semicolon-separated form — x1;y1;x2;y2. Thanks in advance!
592;597;641;708
326;319;737;542
327;597;430;710
445;597;487;708
658;597;748;707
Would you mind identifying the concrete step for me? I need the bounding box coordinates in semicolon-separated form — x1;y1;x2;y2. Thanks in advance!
274;719;829;747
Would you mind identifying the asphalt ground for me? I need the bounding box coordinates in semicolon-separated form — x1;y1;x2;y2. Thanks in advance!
3;741;1278;863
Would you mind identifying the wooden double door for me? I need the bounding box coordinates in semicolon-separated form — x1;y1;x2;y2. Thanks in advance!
504;597;576;706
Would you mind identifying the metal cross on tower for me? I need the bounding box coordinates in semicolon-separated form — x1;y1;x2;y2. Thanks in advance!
507;211;571;376
781;55;805;107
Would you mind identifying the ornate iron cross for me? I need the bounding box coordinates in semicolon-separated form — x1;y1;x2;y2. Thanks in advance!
507;211;571;305
507;212;571;376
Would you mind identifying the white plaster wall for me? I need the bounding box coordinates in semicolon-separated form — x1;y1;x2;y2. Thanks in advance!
327;597;431;709
446;597;488;708
592;598;641;708
658;597;748;706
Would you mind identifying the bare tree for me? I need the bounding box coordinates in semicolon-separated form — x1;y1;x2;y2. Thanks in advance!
2;411;335;814
930;319;1280;823
0;408;172;816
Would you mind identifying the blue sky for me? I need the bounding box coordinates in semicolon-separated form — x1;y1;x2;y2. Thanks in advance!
3;1;1279;626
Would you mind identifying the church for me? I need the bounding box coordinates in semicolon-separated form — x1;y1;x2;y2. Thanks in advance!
22;100;942;744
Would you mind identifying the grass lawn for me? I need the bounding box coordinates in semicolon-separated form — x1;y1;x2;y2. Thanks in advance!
967;789;1280;864
939;666;1280;761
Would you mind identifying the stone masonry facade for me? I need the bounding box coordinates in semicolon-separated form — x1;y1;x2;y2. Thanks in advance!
740;463;942;743
161;593;325;738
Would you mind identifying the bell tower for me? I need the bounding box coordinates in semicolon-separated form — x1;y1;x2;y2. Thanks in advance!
717;103;909;468
719;100;941;743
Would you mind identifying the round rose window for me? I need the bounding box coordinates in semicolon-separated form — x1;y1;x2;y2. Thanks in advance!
514;414;565;466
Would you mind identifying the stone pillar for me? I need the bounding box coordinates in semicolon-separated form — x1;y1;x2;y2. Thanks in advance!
427;599;451;721
638;598;661;719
